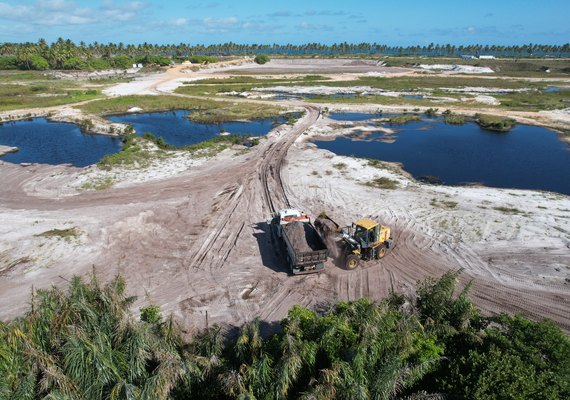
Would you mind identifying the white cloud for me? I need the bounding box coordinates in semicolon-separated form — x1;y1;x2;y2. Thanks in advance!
0;0;148;26
203;16;238;28
173;18;189;26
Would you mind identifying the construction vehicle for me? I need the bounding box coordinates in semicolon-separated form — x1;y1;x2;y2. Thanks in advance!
268;209;328;275
315;214;394;270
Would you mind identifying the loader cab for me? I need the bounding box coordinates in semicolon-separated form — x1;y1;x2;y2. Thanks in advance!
353;218;380;249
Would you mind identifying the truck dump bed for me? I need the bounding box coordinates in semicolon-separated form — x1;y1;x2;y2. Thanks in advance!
282;221;327;273
283;221;326;253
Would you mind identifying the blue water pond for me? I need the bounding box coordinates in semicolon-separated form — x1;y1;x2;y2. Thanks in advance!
0;118;121;167
314;115;570;195
107;110;285;147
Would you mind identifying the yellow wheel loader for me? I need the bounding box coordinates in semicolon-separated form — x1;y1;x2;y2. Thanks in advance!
315;215;393;270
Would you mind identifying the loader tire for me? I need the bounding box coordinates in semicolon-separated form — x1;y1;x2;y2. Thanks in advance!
344;254;360;270
377;246;387;259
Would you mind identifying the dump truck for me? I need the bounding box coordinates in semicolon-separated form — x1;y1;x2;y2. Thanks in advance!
268;209;328;275
315;214;394;270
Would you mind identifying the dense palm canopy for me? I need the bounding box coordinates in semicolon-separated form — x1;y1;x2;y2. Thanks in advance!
0;38;569;71
0;270;568;399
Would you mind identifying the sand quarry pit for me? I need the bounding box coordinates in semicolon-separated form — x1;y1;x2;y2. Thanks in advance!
0;60;569;333
0;107;569;333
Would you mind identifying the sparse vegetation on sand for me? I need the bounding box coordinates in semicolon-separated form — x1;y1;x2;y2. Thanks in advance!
35;227;80;239
366;176;400;189
493;206;523;214
431;198;459;209
97;134;170;170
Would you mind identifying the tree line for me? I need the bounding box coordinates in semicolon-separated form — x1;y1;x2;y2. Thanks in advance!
1;38;569;71
1;269;568;399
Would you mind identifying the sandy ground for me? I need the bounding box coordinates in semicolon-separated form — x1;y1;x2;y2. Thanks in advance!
1;59;569;333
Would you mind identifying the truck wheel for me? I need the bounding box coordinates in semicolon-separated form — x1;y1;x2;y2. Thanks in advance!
377;246;387;259
345;254;360;270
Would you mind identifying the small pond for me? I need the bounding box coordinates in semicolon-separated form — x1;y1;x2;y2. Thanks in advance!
314;115;570;195
0;118;121;167
329;112;383;121
544;87;563;93
107;110;285;147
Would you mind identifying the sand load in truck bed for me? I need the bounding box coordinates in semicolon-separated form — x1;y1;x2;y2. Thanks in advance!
282;221;326;253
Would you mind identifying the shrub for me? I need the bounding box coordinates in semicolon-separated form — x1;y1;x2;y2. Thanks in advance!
110;55;134;69
425;107;439;117
443;114;466;125
187;55;218;64
87;58;112;70
140;305;162;323
63;57;88;70
29;55;49;70
0;56;18;69
254;54;270;64
136;55;171;66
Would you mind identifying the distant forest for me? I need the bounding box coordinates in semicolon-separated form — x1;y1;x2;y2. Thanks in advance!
0;38;569;71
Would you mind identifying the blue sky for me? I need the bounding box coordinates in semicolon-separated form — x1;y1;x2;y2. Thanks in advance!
0;0;568;45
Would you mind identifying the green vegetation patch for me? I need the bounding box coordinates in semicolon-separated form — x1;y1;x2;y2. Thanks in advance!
366;177;400;189
2;269;567;399
97;134;171;170
254;54;270;64
493;206;523;214
496;90;570;111
0;84;102;112
476;114;517;132
80;176;114;191
384;114;421;125
35;227;80;239
443;110;466;125
79;95;285;123
187;103;285;123
431;198;459;209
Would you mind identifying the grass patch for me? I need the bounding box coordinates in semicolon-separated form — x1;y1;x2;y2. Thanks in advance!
333;162;348;170
430;198;459;209
365;177;399;189
384;114;421;125
444;114;466;125
36;227;79;240
443;110;466;125
97;134;171;170
79;95;211;115
495;90;570;111
79;95;285;123
0;72;131;111
493;206;523;214
476;114;516;132
0;84;102;112
187;103;285;123
81;177;114;191
180;134;257;158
